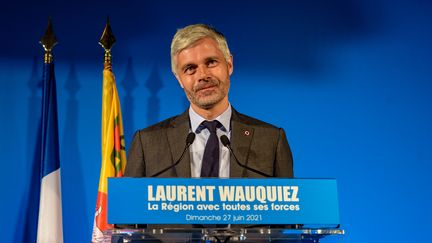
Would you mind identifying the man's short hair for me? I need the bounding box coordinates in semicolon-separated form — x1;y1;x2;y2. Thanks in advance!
170;24;231;74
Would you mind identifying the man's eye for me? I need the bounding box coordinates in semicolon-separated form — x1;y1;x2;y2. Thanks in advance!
184;66;196;74
207;60;218;67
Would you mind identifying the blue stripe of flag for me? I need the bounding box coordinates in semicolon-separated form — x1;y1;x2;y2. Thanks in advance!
40;62;60;178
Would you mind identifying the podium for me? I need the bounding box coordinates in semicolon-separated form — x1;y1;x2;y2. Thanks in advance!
103;227;344;242
104;178;344;242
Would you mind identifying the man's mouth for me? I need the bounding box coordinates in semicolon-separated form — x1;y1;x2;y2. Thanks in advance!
196;84;217;92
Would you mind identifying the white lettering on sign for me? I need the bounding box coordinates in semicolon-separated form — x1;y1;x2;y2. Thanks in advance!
147;185;299;203
218;186;299;203
148;185;216;202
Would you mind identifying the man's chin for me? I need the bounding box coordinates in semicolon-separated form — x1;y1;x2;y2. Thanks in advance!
196;102;217;110
194;98;222;110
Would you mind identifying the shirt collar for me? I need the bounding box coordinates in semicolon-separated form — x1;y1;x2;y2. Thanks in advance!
189;104;232;133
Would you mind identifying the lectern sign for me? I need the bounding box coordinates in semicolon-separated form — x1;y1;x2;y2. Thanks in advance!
108;178;339;225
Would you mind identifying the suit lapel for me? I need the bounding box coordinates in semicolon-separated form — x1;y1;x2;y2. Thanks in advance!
165;108;254;178
230;110;254;177
166;111;191;177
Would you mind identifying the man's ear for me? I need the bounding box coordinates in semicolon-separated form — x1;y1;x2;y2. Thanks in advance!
228;55;234;75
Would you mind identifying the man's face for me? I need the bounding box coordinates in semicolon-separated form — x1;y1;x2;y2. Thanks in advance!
174;37;233;110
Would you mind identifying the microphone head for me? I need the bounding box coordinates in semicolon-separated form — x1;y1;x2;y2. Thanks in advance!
186;132;196;146
220;135;231;147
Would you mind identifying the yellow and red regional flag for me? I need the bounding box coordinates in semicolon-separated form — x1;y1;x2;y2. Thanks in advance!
91;63;127;242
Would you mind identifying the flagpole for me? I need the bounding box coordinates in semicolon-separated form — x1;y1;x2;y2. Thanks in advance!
99;16;116;67
37;18;63;243
40;18;57;64
92;17;127;242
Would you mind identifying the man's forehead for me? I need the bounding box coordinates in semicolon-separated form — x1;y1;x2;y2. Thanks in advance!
179;37;220;55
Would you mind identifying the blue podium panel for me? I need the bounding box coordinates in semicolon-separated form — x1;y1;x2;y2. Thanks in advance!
108;178;339;225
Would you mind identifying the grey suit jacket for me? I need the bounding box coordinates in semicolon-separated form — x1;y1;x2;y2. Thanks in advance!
125;109;293;178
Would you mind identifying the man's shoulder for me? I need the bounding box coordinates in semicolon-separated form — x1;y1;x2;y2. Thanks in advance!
233;109;281;130
137;111;188;134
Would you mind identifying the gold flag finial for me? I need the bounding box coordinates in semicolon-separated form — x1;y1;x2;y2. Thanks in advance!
40;18;58;63
99;17;116;65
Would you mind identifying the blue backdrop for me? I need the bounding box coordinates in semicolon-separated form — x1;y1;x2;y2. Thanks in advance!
1;0;431;242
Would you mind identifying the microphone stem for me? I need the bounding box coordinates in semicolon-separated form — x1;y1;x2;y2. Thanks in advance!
151;143;190;177
227;146;273;178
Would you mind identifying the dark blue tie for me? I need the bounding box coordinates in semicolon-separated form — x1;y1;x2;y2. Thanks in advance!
200;120;220;177
198;121;228;228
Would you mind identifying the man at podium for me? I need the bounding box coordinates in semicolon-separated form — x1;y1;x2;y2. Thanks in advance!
125;24;294;179
110;25;345;243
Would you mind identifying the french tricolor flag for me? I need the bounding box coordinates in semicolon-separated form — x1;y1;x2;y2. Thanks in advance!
37;61;63;243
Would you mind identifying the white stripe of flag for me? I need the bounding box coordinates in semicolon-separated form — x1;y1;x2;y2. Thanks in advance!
37;169;63;243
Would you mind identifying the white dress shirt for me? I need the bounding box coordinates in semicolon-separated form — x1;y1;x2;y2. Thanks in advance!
189;105;232;178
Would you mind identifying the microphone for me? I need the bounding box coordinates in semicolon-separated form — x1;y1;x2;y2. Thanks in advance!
150;132;196;177
220;135;273;178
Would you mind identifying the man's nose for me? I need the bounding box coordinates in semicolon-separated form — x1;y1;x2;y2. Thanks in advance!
197;65;211;81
